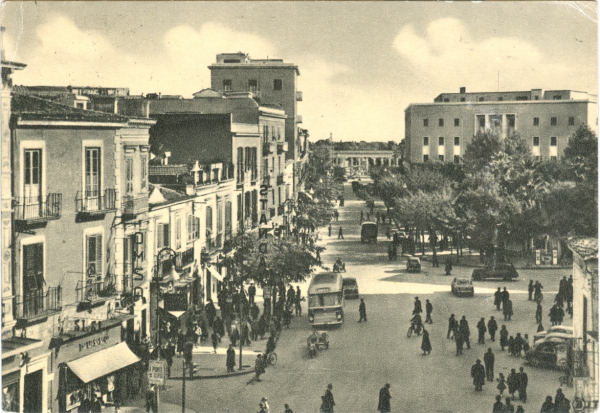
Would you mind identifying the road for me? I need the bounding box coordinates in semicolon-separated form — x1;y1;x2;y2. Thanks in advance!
161;183;571;413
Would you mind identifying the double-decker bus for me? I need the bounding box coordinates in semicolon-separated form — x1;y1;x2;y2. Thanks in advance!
307;272;344;326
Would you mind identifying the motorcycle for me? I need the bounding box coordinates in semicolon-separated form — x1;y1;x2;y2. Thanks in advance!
333;262;346;273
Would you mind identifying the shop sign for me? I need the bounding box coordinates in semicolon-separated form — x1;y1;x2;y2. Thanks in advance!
148;360;167;386
78;334;110;352
552;248;558;265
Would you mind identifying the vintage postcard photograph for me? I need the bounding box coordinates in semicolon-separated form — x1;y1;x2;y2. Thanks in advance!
0;2;598;412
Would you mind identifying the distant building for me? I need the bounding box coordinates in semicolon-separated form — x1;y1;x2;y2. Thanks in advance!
405;87;597;163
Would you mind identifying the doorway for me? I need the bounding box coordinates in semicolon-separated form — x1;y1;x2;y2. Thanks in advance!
23;370;42;413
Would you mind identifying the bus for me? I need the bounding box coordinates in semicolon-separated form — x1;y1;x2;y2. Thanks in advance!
307;272;344;326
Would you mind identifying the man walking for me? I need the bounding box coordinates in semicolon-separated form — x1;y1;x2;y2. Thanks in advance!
226;344;236;373
455;329;464;356
494;288;502;311
295;286;302;316
425;299;433;324
536;302;543;324
502;287;510;310
447;314;457;339
517;367;528;403
528;280;534;301
358;298;367;322
248;283;256;306
338;227;344;240
484;348;495;382
328;224;332;237
377;383;391;413
500;325;509;351
413;297;422;315
488;316;498;342
477;317;487;345
321;384;335;413
471;359;485;391
503;299;513;321
459;316;471;349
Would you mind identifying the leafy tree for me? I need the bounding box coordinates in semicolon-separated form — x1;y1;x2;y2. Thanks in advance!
563;124;598;183
462;131;503;171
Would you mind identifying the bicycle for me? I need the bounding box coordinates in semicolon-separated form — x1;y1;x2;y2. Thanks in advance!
407;323;423;338
264;351;277;367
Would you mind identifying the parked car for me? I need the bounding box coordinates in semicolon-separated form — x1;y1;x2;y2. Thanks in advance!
342;277;359;299
471;263;519;281
406;256;421;273
361;222;378;243
451;277;474;297
525;339;572;370
533;325;574;345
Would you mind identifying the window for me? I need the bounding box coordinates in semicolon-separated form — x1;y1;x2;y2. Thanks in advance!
477;115;485;129
206;206;213;240
533;137;540;146
423;119;429;127
423;154;429;161
273;79;282;90
237;147;244;182
453;155;460;164
157;223;170;250
175;216;182;250
454;118;460;127
498;97;503;101
423;137;429;146
516;96;528;101
550;156;557;161
23;243;44;291
569;116;575;126
553;95;562;100
24;149;42;190
125;157;134;194
438;137;444;146
141;155;147;189
533;117;539;126
443;98;449;103
438;118;444;127
551;117;557;126
550;136;557;146
187;215;200;241
248;79;258;92
460;97;465;102
454;137;460;146
86;234;103;280
225;201;232;240
223;79;232;92
438;155;444;161
506;114;515;129
478;97;484;102
84;148;101;197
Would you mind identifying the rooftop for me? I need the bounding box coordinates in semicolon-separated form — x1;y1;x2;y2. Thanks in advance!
568;237;598;262
148;183;193;208
149;164;190;177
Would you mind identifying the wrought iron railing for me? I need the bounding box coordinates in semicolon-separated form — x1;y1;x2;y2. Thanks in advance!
15;286;62;320
14;193;62;222
76;274;117;302
175;247;195;270
76;189;116;213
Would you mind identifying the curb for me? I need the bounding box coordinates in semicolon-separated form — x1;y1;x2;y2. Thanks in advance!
168;368;254;380
415;255;571;270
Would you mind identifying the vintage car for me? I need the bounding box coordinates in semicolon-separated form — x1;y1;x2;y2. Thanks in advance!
533;325;574;345
361;222;378;243
525;339;572;370
342;277;359;299
451;277;474;297
406;256;421;273
472;263;519;281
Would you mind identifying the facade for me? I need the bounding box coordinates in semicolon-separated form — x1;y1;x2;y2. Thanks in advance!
405;87;598;163
568;237;599;409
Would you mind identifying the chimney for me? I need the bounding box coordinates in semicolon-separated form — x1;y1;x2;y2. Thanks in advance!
460;87;466;94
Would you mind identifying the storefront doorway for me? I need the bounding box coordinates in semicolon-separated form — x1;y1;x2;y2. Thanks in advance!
23;370;42;413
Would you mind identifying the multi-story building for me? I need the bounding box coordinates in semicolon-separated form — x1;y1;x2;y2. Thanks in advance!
405;87;597;163
8;90;154;413
208;53;305;195
568;237;598;410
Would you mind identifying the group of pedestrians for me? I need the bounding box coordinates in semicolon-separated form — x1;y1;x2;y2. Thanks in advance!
493;287;514;321
539;388;572;413
314;382;392;413
446;314;473;355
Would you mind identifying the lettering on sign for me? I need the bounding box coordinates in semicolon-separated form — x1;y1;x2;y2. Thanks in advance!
148;360;167;385
78;335;110;352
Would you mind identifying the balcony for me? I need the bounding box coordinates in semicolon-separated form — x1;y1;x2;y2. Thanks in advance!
277;142;288;154
14;193;62;227
75;189;117;218
76;274;117;304
175;247;195;271
122;194;149;219
277;174;285;185
263;143;275;156
15;286;62;323
204;236;219;254
296;91;303;102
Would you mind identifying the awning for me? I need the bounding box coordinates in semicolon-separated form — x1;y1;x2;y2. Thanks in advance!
167;311;186;319
207;265;223;282
67;342;140;383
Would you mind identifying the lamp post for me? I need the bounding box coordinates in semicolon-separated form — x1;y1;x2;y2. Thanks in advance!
153;247;177;348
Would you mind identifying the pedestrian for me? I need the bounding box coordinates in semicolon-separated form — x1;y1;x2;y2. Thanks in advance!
540;396;554;413
413;297;422;315
502;287;510;310
295;286;302;316
499;325;508;351
535;302;543;324
508;336;515;356
377;383;391;413
488;316;498;342
338;227;344;240
249;283;256;306
226;344;236;373
444;257;452;276
358;298;367;322
328;224;332;237
503;299;513;321
334;210;339;222
471;359;485;391
211;331;219;354
205;299;217;328
320;384;335;413
507;368;518;400
494;288;502;311
515;405;524;413
283;404;293;413
554;388;566;408
492;395;504;413
537;322;544;333
447;314;457;339
425;299;433;324
432;251;439;268
145;385;157;413
517;367;528;403
523;334;530;354
459;316;471;349
477;317;487;344
514;333;524;357
497;373;507;396
455;329;464;356
421;328;432;355
483;348;495;382
528;280;534;301
247;354;265;384
258;397;270;413
504;397;515;413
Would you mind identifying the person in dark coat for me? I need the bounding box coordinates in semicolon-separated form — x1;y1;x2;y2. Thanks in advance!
455;329;464;355
205;300;217;327
515;405;524;413
447;314;457;339
502;287;510;309
145;386;157;413
536;302;543;324
377;383;391;413
459;316;471;349
500;325;509;351
477;317;487;344
540;396;554;413
537;322;545;333
321;384;335;413
517;367;528;402
528;280;534;301
483;348;495;382
488;316;498;341
226;344;236;372
421;328;432;355
444;257;452;276
425;300;433;324
90;395;102;413
471;359;485;391
507;368;518;400
337;227;344;240
248;283;256;305
503;299;513;321
492;395;504;413
504;397;515;413
494;288;502;311
328;224;332;237
358;298;367;322
413;297;422;315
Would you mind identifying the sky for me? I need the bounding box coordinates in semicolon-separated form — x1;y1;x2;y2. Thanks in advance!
2;1;597;142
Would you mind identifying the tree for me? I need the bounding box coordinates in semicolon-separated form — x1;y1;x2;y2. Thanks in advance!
462;131;503;171
563;124;598;183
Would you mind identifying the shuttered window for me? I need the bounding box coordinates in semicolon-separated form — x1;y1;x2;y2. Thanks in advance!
86;234;103;280
23;243;44;291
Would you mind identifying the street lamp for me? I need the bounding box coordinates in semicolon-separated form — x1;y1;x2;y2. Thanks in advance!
152;247;177;348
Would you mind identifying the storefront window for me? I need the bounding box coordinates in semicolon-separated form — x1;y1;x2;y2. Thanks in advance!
2;375;20;413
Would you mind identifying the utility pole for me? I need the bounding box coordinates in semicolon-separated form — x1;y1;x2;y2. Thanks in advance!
181;360;186;413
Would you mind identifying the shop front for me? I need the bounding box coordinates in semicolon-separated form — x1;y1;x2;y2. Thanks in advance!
53;316;144;413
